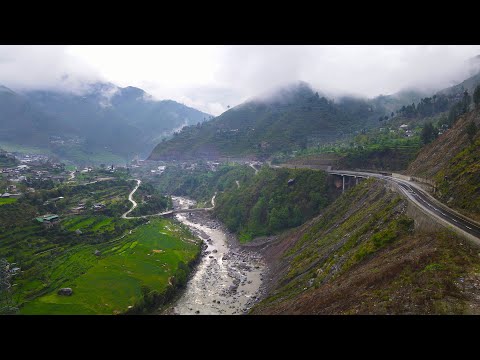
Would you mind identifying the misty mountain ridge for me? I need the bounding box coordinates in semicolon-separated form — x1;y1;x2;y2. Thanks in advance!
0;81;211;164
148;67;480;162
148;80;394;161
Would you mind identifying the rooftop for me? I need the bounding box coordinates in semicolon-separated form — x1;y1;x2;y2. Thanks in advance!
35;214;59;223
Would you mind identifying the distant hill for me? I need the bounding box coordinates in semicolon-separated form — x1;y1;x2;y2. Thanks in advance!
149;82;391;161
24;83;211;157
370;89;430;114
437;72;480;100
0;82;211;164
24;84;144;157
109;85;211;145
0;85;74;147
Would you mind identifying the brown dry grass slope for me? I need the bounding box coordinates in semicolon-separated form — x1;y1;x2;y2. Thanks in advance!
251;180;480;315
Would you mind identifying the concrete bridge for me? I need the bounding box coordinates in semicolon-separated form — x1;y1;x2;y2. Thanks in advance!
327;171;370;192
158;207;213;218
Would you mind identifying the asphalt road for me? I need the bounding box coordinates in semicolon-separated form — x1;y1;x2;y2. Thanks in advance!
327;169;480;241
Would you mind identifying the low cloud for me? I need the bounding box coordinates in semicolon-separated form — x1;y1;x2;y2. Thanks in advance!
214;45;480;101
1;45;479;116
0;45;102;93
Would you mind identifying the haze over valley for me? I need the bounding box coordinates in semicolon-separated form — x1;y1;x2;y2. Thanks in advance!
2;45;480;316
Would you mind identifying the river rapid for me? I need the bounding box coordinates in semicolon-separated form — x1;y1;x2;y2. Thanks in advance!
167;196;265;315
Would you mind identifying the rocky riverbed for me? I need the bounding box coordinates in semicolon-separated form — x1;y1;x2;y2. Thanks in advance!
165;196;266;315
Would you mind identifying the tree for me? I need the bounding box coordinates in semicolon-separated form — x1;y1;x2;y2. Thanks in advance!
473;85;480;108
466;121;477;144
462;90;471;113
421;122;437;145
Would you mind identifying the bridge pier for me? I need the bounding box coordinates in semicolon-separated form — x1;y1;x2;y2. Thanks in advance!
330;172;367;193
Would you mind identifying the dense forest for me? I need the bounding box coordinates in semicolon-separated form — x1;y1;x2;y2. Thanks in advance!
214;167;332;241
152;163;335;242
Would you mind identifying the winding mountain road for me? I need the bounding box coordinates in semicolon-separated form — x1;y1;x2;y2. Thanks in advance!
276;164;480;244
328;169;480;244
121;179;141;219
121;179;215;220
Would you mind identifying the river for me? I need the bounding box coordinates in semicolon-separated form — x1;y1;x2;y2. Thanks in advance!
167;196;265;315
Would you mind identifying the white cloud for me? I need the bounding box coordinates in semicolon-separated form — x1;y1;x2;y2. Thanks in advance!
1;45;479;115
0;45;101;93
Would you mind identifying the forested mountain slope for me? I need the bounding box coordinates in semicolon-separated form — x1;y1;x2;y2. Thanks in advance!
149;82;390;161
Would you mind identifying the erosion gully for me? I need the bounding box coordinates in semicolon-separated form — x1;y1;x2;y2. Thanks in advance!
163;196;266;315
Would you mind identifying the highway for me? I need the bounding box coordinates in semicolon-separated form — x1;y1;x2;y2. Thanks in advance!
327;169;480;242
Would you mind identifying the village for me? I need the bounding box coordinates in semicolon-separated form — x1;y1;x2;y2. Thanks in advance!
0;150;131;229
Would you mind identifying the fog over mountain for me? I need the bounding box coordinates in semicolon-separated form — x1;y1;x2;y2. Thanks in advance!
1;45;479;115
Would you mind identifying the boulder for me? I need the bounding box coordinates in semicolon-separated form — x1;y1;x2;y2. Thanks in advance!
58;288;73;296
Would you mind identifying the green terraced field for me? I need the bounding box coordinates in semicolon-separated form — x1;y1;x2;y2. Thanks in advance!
0;198;17;206
20;218;200;315
62;216;115;233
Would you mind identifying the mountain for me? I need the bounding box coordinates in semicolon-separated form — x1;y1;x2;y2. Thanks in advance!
23;84;144;157
0;85;74;148
370;88;430;114
148;82;390;161
23;82;211;158
437;71;480;100
109;85;211;145
250;179;480;314
407;107;480;222
0;82;211;164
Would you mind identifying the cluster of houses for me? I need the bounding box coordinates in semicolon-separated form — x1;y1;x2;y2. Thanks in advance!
399;124;415;137
1;164;30;182
1;184;23;199
150;165;166;175
70;201;105;214
15;153;50;164
49;135;83;146
379;125;416;138
2;161;68;185
398;123;449;137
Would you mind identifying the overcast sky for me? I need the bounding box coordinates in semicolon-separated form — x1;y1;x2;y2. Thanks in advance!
0;45;479;115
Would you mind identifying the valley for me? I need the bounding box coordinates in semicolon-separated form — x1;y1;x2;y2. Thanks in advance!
2;45;480;316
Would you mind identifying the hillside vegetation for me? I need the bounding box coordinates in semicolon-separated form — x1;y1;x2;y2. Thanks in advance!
151;163;336;241
20;218;200;315
407;108;480;221
149;82;392;161
214;167;333;241
0;171;199;314
252;180;480;314
150;163;256;206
